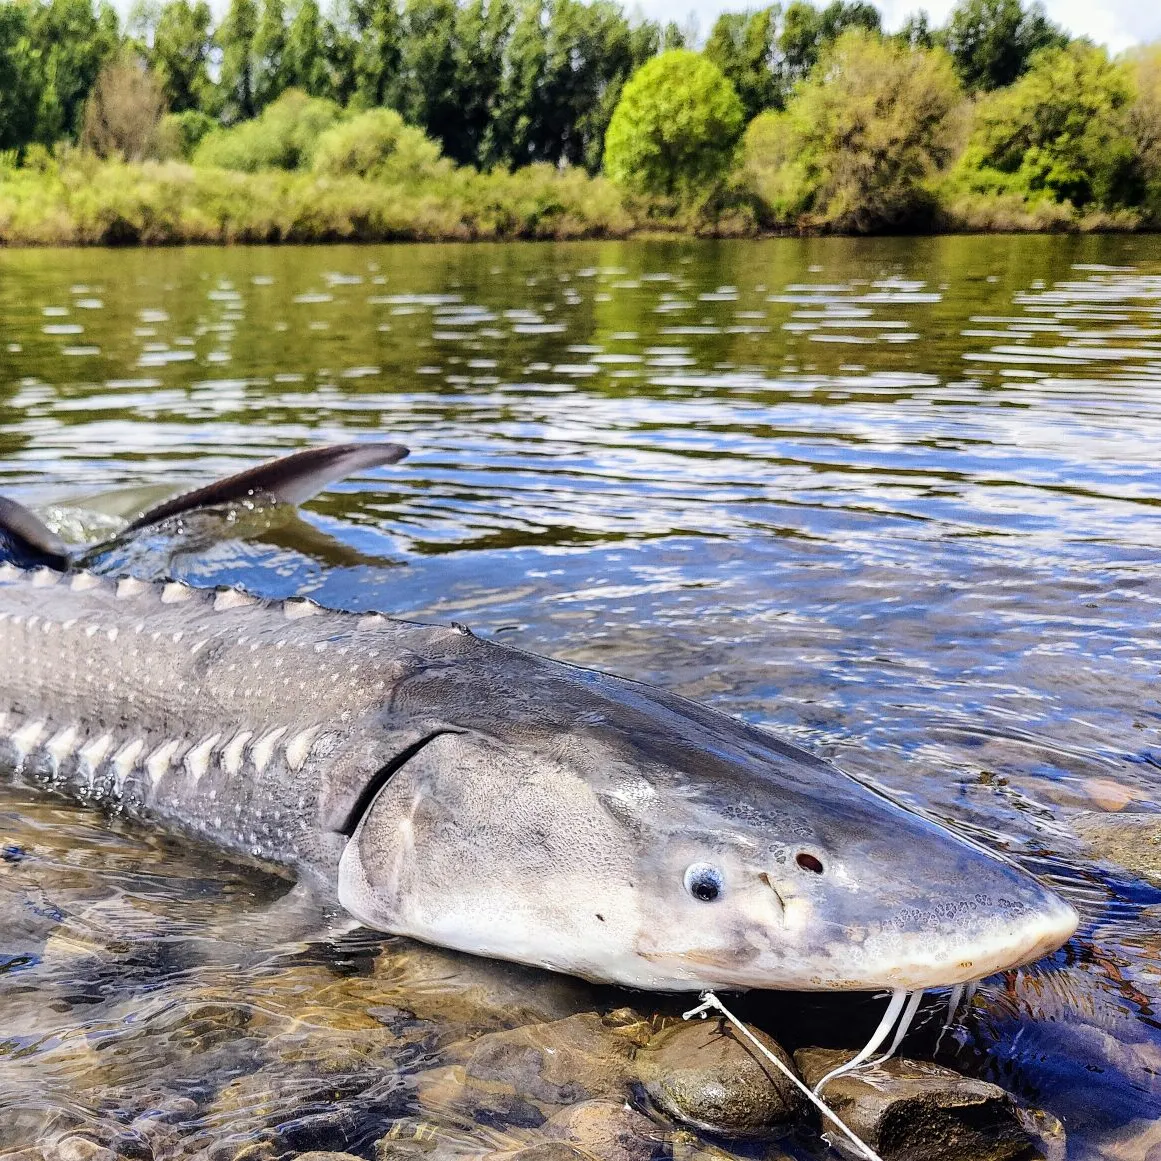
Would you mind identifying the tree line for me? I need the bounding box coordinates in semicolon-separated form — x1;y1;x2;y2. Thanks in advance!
0;0;1072;173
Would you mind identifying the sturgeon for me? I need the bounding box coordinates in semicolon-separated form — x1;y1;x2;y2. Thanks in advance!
0;444;1077;992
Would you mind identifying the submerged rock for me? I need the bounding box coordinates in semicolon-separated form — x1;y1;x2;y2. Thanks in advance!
794;1050;1044;1161
1073;811;1161;886
635;1017;802;1136
542;1099;658;1161
416;1012;646;1126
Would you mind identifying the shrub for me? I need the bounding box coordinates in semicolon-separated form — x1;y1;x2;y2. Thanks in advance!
603;50;745;200
160;109;217;159
744;30;964;230
950;41;1138;210
81;52;167;162
193;88;341;171
311;107;445;180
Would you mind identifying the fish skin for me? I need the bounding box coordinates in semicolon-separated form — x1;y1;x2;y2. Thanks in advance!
0;560;1079;992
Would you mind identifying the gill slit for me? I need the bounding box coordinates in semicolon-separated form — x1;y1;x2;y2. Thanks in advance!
335;729;460;837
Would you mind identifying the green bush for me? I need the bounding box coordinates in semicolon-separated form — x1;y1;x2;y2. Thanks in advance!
310;107;445;180
744;30;964;230
193;88;342;171
159;109;217;159
603;50;745;200
950;41;1138;210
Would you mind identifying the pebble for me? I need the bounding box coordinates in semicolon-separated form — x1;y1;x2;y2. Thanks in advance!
794;1049;1044;1161
635;1017;802;1136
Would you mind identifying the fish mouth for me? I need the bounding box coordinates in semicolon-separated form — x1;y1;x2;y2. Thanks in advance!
861;894;1081;990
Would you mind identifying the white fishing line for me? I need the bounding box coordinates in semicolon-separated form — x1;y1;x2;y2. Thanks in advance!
812;988;909;1095
682;991;886;1161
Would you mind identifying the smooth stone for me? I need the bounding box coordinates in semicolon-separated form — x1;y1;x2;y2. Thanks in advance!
1073;812;1161;886
795;1049;1044;1161
543;1099;658;1161
635;1017;801;1137
46;1138;119;1161
417;1013;645;1123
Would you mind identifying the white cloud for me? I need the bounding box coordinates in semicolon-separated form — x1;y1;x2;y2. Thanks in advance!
636;0;1160;52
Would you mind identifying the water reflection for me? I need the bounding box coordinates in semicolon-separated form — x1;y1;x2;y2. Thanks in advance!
1;234;1161;1156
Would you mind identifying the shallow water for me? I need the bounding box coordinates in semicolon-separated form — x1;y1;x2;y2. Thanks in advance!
1;234;1160;1159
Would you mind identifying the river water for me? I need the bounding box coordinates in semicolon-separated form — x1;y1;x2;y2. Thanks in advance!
0;235;1159;1159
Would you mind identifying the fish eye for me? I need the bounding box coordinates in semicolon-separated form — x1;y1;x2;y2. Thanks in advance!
796;851;825;874
684;862;724;902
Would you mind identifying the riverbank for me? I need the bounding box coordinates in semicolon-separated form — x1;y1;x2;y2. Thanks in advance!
0;157;1152;247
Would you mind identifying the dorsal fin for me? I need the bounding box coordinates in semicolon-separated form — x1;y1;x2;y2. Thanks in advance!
125;442;410;533
0;496;71;569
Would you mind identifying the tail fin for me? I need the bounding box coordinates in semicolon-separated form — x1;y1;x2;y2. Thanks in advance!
125;442;410;533
0;496;71;570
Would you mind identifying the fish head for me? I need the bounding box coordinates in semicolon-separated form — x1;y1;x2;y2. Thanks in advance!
336;649;1078;991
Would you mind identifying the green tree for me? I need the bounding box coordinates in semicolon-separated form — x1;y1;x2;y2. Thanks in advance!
253;0;289;107
0;2;38;150
745;29;963;229
941;0;1065;91
346;0;402;107
704;7;779;121
953;41;1138;208
895;10;934;49
217;0;258;122
492;0;547;164
284;0;330;96
398;0;459;144
25;0;120;144
774;0;880;98
603;49;744;199
451;0;513;165
538;0;656;171
151;0;213;113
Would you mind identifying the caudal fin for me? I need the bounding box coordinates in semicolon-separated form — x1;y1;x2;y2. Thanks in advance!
0;496;71;569
125;442;410;533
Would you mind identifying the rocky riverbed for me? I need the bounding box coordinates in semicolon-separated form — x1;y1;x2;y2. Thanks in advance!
0;787;1055;1161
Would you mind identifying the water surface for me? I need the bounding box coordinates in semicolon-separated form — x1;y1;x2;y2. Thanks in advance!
2;235;1161;1159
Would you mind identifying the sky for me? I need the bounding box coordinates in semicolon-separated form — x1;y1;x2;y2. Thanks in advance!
639;0;1161;53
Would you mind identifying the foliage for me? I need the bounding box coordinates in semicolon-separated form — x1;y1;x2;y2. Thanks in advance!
310;107;445;179
744;29;964;230
253;0;288;106
193;88;341;170
151;0;213;112
81;50;166;160
216;0;258;122
160;108;216;157
19;0;120;145
950;41;1139;210
0;2;39;151
284;0;330;97
1126;45;1161;224
941;0;1065;91
603;50;744;200
704;7;779;120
